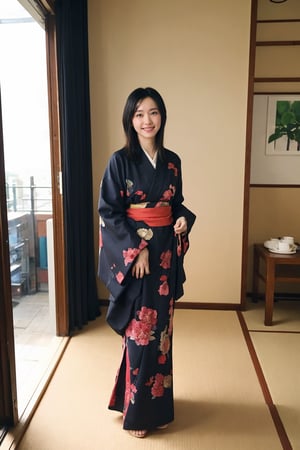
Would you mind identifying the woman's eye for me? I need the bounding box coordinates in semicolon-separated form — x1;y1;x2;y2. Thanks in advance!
151;111;158;115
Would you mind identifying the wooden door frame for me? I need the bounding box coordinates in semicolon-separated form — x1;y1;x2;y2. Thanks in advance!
240;0;257;309
46;14;69;336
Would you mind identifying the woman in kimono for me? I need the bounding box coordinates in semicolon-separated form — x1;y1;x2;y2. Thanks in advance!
98;87;195;438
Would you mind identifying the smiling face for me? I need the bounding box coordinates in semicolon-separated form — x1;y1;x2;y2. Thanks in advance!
132;97;161;148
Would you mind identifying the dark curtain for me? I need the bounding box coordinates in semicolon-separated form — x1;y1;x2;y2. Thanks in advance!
55;0;100;331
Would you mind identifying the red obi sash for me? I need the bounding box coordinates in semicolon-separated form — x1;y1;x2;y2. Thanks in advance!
126;205;173;227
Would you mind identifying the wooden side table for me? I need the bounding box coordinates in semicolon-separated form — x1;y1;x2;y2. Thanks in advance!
252;244;300;326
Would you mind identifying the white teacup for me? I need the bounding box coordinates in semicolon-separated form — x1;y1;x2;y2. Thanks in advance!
264;239;277;249
270;238;279;249
278;241;290;252
281;236;294;245
264;240;271;248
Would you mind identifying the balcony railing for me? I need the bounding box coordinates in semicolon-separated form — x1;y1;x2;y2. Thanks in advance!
6;176;52;297
6;175;52;213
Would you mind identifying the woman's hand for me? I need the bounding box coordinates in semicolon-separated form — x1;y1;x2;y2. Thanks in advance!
132;248;150;279
174;216;187;235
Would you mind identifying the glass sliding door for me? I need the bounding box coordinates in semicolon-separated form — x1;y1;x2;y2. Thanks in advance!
0;0;64;419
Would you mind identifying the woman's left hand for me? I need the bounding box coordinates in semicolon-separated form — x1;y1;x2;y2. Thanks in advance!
174;216;187;235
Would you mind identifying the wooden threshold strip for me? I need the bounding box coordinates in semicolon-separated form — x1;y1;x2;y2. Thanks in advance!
256;41;300;46
255;77;300;83
257;19;300;24
237;311;292;450
250;184;300;187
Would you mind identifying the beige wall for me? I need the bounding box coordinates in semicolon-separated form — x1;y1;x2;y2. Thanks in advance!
88;0;252;303
247;0;300;292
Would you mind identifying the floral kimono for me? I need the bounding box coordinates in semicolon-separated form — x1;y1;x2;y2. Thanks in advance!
98;146;195;431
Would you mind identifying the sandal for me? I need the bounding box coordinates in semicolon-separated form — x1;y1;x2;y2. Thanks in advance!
129;430;147;438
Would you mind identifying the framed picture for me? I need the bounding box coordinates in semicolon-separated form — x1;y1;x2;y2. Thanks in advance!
251;95;300;185
266;95;300;156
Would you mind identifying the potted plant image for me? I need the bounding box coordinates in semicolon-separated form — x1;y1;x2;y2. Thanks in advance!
268;100;300;152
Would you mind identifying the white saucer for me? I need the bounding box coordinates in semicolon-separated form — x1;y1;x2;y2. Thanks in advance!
268;248;296;255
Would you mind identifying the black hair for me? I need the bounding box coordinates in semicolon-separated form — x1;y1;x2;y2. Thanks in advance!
122;87;167;159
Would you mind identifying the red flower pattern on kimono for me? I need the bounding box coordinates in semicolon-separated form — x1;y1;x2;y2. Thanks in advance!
145;376;154;387
177;235;182;256
134;190;147;201
160;184;176;201
158;354;166;365
139;239;148;250
151;373;165;398
145;373;172;394
158;275;169;296
168;162;178;177
116;271;124;284
138;306;158;327
126;307;157;346
160;250;172;269
126;320;153;345
177;234;189;257
123;247;139;266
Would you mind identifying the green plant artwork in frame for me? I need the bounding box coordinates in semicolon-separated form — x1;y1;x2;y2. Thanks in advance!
266;97;300;155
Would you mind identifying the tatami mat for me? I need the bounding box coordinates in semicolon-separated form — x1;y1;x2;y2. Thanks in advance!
250;332;300;450
243;299;300;332
242;298;300;450
14;310;282;450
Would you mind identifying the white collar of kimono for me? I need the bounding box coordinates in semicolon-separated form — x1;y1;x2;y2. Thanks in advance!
141;147;157;168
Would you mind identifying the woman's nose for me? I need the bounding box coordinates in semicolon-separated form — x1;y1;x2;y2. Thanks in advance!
144;114;152;124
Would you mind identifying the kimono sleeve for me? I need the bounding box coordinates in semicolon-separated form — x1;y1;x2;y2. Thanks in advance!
169;155;196;300
171;156;196;233
98;152;147;300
